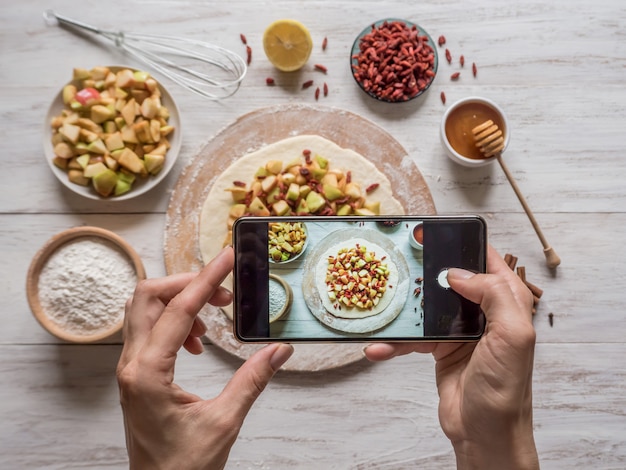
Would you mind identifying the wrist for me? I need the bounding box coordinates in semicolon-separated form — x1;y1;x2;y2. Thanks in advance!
452;419;539;470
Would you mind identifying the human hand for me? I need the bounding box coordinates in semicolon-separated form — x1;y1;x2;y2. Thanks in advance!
364;246;539;470
117;246;294;470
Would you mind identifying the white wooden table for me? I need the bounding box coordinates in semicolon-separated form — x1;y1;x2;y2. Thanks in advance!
2;1;625;468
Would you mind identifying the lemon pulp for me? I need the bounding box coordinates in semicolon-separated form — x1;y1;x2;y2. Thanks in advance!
262;19;313;72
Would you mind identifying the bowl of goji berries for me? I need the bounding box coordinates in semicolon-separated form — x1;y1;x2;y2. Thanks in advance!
350;19;438;103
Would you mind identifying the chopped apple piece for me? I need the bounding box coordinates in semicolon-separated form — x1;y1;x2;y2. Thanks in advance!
114;178;132;196
272;200;291;216
104;155;119;171
261;175;277;193
133;120;151;143
68;169;90;186
118;148;147;176
286;183;300;201
90;66;110;81
62;85;77;105
364;200;381;214
120;125;139;144
60;123;81;145
225;187;247;203
149;119;161;143
77;117;103;133
296;198;310;214
144;153;165;175
76;154;90;169
83;161;108;178
141;97;159;119
306;191;326;213
54;142;74;159
229;204;247;219
323;183;343;201
160;125;175;137
337;204;352;216
52;156;68;170
116;69;135;88
87;139;107;155
90;105;114;124
121;98;137;126
247;197;270;216
266;160;283;175
105;132;125;152
344;182;362;200
92;168;118;197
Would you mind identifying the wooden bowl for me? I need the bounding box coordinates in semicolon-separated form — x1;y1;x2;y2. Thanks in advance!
26;226;146;343
268;273;293;323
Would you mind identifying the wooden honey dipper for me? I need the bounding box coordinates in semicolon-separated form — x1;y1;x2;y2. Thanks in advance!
472;120;561;269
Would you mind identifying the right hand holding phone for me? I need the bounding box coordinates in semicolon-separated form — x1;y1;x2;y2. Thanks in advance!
364;245;540;470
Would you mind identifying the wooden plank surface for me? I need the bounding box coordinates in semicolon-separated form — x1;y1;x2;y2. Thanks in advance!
1;0;625;468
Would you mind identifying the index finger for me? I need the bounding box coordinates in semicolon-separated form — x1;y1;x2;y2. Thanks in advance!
145;246;234;363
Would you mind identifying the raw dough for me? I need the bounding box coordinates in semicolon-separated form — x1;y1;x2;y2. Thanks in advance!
199;134;405;320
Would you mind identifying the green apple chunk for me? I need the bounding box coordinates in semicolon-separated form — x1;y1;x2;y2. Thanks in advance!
286;183;300;201
305;191;326;213
323;183;343;201
144;153;165;175
92;168;118;197
114;178;132;196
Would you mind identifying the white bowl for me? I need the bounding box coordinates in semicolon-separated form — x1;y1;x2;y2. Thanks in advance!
43;65;182;200
268;222;309;264
440;96;510;168
408;222;424;250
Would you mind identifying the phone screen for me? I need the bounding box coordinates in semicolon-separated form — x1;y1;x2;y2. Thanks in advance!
233;216;486;342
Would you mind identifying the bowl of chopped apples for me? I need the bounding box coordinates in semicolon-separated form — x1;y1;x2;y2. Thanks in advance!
43;65;181;200
268;221;309;264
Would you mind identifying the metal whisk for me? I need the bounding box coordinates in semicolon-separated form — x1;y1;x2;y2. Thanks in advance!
43;10;247;100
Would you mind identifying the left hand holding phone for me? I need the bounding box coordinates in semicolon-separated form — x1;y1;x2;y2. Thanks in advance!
117;246;294;470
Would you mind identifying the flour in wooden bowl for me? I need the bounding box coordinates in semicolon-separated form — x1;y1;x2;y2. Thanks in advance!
27;227;146;343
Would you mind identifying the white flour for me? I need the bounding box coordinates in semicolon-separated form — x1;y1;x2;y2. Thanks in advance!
37;237;138;335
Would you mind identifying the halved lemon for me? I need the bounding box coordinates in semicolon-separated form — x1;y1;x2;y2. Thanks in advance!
262;19;313;72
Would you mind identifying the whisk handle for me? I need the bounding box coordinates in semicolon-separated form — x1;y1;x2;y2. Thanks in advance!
43;10;102;34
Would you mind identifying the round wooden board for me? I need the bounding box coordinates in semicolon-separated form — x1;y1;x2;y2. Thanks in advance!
164;104;436;372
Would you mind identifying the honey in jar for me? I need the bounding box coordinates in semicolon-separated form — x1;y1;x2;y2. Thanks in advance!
444;101;507;160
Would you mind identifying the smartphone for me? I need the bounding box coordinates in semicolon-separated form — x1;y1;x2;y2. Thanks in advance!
232;215;486;343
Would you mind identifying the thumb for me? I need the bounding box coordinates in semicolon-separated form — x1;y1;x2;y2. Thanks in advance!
447;268;522;324
218;343;294;417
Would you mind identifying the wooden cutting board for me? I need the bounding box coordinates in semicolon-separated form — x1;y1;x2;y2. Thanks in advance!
164;104;436;372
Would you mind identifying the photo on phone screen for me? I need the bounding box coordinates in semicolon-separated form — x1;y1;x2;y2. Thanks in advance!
233;216;486;342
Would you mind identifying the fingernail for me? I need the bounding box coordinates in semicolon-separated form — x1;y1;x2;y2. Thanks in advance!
446;268;476;281
270;344;294;371
216;245;233;259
